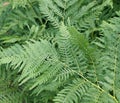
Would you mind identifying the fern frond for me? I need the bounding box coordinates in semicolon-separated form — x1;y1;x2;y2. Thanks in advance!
38;0;112;30
0;65;25;103
0;40;64;90
54;78;90;103
54;78;117;103
0;4;43;45
56;23;88;76
93;11;120;103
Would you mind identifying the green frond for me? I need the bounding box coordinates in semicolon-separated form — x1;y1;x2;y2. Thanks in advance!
54;78;117;103
0;65;25;103
0;40;63;90
38;0;113;30
56;24;88;75
39;0;61;28
54;78;90;103
94;10;120;102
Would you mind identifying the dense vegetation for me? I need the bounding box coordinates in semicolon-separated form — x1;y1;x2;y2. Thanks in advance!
0;0;120;103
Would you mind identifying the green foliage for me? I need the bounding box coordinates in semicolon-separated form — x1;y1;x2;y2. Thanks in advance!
0;0;120;103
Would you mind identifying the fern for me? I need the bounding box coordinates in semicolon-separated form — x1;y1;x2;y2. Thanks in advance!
0;64;26;103
1;22;120;103
96;11;120;99
0;0;120;103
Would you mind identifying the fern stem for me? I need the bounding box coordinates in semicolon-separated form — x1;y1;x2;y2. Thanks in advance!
113;47;117;97
60;61;118;103
113;35;120;97
89;55;99;86
74;71;118;103
95;91;103;103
